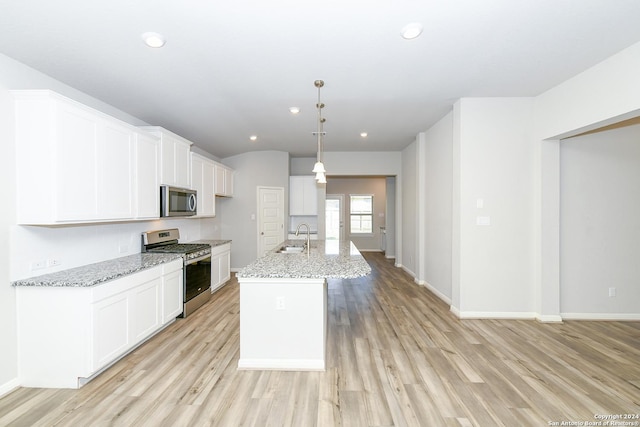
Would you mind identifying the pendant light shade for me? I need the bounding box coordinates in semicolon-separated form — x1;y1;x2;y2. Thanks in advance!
312;80;327;182
312;161;326;174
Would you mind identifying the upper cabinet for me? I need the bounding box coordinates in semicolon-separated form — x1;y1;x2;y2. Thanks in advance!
289;175;318;215
13;90;160;224
141;126;192;189
191;153;215;217
214;163;234;197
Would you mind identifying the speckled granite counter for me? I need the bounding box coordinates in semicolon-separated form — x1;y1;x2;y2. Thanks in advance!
191;239;232;247
237;239;371;279
12;253;182;287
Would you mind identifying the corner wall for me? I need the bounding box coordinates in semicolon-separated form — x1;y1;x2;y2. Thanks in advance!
453;98;536;318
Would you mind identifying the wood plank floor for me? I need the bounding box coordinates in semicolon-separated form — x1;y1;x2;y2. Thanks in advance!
1;253;639;426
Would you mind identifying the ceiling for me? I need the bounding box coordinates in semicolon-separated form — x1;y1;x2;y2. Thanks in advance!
2;1;640;159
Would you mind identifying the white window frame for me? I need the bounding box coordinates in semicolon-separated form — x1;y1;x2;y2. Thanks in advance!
349;194;374;236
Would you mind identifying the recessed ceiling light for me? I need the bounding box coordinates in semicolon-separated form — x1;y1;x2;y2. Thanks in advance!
249;135;258;141
360;132;368;138
400;23;423;40
142;32;166;48
289;107;300;114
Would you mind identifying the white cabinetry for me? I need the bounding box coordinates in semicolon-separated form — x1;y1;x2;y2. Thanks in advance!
134;132;160;218
191;153;216;217
142;126;192;189
16;259;183;389
13;90;160;224
289;176;318;215
214;163;234;197
211;243;231;292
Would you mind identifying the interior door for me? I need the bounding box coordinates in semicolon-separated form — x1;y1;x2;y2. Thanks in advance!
325;194;344;240
257;187;285;257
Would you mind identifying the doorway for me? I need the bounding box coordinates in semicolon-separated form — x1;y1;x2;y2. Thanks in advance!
325;194;344;240
257;186;285;257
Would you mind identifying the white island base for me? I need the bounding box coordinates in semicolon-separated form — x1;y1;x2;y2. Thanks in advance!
237;277;327;371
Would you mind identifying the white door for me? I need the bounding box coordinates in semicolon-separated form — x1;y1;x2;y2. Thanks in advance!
258;187;285;257
325;194;344;240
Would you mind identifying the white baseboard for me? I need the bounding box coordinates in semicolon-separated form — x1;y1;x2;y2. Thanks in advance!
422;281;452;305
536;314;564;323
561;312;640;321
0;377;19;398
238;358;325;371
451;308;538;320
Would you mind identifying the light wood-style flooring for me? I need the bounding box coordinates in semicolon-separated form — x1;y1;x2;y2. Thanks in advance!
1;253;639;426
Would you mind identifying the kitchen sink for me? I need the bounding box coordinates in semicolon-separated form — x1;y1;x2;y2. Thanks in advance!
277;245;305;254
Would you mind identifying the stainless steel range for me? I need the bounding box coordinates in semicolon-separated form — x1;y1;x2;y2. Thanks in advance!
141;228;211;317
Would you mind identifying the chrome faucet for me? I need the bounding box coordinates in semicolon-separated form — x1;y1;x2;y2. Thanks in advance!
295;223;311;254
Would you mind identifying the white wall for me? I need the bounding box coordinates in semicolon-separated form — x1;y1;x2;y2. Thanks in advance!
401;141;417;276
0;80;18;395
560;124;640;319
454;98;535;318
220;151;290;269
421;112;453;302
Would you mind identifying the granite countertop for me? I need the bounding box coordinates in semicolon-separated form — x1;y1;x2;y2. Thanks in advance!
237;240;371;279
191;239;232;247
12;253;182;287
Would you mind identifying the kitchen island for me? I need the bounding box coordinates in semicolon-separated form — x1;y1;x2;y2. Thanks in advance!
236;240;370;371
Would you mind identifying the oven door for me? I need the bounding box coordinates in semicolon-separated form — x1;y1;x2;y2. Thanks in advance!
184;254;212;303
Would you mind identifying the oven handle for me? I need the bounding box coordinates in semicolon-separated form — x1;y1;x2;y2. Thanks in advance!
185;253;211;265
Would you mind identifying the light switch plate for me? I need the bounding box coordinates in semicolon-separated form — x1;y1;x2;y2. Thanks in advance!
476;216;491;226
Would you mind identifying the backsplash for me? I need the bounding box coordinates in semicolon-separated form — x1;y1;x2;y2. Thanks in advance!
289;215;318;233
10;217;221;281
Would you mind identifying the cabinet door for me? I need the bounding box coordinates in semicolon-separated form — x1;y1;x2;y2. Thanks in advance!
191;155;204;213
130;278;161;343
92;292;129;370
174;140;191;188
162;269;183;322
220;251;231;283
134;133;160;218
211;254;222;292
56;102;100;220
98;120;134;219
289;176;305;215
224;167;233;196
214;164;226;196
203;160;216;214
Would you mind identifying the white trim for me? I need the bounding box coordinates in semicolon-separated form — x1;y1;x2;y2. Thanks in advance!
453;310;538;320
399;264;416;278
237;358;325;371
422;281;452;305
561;312;640;321
536;314;564;323
0;378;19;398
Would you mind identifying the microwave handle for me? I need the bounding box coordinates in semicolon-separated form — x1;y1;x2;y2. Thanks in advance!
188;193;197;212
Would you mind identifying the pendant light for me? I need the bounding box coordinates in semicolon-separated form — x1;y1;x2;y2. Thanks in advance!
311;80;327;182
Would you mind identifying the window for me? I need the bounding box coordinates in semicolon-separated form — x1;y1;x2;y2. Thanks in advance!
350;195;373;234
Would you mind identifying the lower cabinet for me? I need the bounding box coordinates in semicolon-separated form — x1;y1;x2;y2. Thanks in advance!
211;243;231;292
17;259;183;389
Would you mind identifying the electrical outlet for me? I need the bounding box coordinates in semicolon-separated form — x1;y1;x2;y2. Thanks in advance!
47;258;61;267
276;296;286;310
30;260;45;271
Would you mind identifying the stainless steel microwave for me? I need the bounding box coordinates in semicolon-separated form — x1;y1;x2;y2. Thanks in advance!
160;186;197;217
